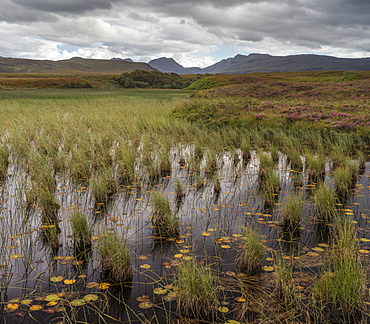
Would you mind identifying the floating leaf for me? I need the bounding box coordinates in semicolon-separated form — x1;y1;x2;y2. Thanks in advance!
10;254;22;259
307;252;319;257
5;303;19;312
153;288;168;295
312;247;325;252
72;260;83;266
29;305;42;311
21;299;33;305
83;294;99;302
218;306;229;313
86;282;99;289
174;254;183;258
70;299;86;306
63;279;76;285
53;256;64;261
44;308;56;313
98;283;110;290
140;264;151;269
46;301;58;307
201;232;211;237
50;276;64;283
136;255;149;260
262;266;274;272
235;296;246;302
221;245;231;249
44;295;60;302
138;301;154;309
136;295;150;302
359;249;369;254
64;256;75;261
182;256;192;261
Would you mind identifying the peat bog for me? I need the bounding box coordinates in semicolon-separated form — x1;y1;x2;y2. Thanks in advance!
0;72;369;324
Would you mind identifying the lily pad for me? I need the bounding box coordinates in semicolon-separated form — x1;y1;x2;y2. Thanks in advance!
138;301;154;309
70;299;86;306
83;294;99;302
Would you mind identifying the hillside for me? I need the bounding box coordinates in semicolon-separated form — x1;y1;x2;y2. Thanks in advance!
0;56;156;73
148;57;202;74
150;54;370;74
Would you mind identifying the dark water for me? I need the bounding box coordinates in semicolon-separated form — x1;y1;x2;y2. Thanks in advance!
0;150;369;323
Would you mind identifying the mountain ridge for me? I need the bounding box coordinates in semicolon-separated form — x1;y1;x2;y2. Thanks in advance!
0;53;369;74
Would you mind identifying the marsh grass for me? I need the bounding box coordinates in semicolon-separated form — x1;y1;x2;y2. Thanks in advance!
0;145;9;179
151;191;179;237
313;183;338;223
282;191;304;232
236;227;264;275
175;259;219;320
333;161;357;201
70;211;92;252
90;167;117;203
312;218;365;322
305;152;326;183
98;231;132;283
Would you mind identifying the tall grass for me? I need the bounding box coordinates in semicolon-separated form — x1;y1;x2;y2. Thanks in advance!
313;183;338;223
313;218;365;322
175;259;219;320
282;191;304;232
98;231;132;283
236;227;264;275
151;191;179;237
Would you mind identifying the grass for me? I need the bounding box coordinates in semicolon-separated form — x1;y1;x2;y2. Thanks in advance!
236;227;265;275
333;161;357;200
98;231;132;283
313;182;339;223
150;191;179;237
313;218;365;322
70;211;92;251
282;191;304;232
174;259;219;320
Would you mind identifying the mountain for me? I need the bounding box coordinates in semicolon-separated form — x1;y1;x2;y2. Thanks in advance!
148;57;202;74
111;57;134;62
0;56;156;73
149;53;370;74
218;53;370;73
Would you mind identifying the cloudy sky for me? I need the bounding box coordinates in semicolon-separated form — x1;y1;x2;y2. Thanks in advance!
0;0;369;67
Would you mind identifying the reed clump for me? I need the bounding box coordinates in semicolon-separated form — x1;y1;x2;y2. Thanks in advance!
333;161;357;200
313;183;338;223
305;152;326;183
151;191;179;237
70;211;92;251
236;227;264;275
312;218;365;322
98;232;132;283
282;191;303;232
175;259;219;320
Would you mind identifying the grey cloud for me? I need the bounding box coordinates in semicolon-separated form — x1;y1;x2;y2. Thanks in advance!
13;0;118;14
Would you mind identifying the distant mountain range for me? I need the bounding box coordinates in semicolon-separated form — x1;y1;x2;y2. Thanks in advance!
0;56;155;73
0;53;369;74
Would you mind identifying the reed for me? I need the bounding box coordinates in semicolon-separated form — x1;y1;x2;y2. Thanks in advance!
282;191;303;232
151;191;179;237
313;182;338;223
236;227;264;275
175;259;219;320
333;161;357;200
305;152;325;183
70;211;92;251
98;231;132;283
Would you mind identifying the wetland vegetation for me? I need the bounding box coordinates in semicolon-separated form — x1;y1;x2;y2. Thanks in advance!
0;70;369;323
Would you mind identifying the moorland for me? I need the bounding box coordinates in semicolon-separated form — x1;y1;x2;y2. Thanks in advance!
0;69;369;324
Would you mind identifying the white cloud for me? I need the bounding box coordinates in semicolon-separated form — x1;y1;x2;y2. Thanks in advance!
0;0;369;66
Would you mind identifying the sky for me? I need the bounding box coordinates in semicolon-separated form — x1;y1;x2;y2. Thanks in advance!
0;0;370;68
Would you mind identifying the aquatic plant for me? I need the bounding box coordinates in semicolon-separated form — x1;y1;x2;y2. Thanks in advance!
313;182;338;223
70;211;92;251
151;191;179;237
282;191;304;232
98;231;132;283
175;259;219;320
236;227;264;275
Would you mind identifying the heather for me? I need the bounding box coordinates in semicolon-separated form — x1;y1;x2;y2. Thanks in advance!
173;72;370;132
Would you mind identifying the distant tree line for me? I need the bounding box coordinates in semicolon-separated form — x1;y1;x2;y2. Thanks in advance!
112;70;193;89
